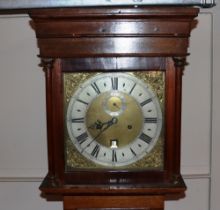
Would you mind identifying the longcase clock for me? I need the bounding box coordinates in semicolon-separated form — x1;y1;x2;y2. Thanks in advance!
27;6;199;210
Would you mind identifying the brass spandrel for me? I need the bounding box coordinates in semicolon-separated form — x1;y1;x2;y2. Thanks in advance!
133;71;165;106
64;73;97;105
128;136;164;169
66;137;98;168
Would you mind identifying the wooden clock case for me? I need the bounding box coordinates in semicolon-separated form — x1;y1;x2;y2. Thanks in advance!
28;6;199;210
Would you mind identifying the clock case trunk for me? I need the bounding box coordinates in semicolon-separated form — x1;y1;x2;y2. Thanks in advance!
29;7;199;195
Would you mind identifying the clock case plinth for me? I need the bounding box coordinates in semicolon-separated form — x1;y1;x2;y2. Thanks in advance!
29;6;199;209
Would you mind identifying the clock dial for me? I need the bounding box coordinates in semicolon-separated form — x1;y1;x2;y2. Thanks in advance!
66;73;162;167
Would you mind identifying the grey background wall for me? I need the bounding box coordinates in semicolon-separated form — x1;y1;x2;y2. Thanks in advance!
0;3;219;209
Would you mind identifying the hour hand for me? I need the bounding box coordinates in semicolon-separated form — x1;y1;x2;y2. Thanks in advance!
83;117;118;152
88;117;118;131
93;117;118;141
88;120;103;130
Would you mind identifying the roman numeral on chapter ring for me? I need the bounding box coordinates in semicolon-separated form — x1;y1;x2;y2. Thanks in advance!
130;148;137;156
129;83;137;94
91;82;101;94
111;77;118;90
91;144;100;158
139;133;152;144
76;132;88;144
144;117;158;123
112;149;117;162
72;117;84;123
140;98;152;107
77;99;89;106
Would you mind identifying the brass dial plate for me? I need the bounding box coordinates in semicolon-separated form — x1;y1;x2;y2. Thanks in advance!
64;71;165;169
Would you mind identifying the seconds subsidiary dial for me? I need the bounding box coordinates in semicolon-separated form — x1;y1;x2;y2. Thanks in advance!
66;73;162;167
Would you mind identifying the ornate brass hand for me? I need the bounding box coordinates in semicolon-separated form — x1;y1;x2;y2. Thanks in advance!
89;117;118;132
82;117;118;152
93;117;118;140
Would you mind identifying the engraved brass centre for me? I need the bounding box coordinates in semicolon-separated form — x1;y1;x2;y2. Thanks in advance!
107;96;122;112
86;91;143;148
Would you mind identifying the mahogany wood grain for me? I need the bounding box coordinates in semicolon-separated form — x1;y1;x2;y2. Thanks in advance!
38;37;188;58
61;57;166;72
29;7;199;19
64;195;164;210
41;59;56;185
164;58;178;181
30;7;198;58
50;59;65;185
34;21;190;38
173;57;186;175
